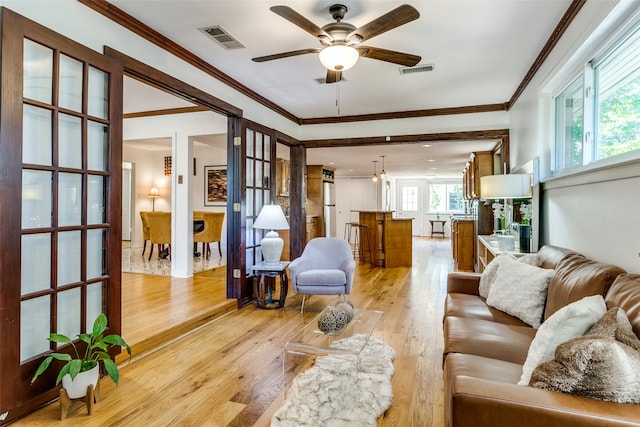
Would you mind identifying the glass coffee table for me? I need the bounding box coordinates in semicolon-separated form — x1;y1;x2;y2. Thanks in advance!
283;308;383;394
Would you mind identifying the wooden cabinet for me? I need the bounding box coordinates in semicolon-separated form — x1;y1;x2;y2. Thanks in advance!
463;151;494;199
276;158;290;196
451;218;475;271
306;216;318;243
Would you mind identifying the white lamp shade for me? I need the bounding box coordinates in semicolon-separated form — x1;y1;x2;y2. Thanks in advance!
319;45;359;71
480;174;532;199
253;204;289;230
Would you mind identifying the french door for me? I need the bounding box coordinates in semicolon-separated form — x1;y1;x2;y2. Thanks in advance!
0;8;123;422
227;118;276;306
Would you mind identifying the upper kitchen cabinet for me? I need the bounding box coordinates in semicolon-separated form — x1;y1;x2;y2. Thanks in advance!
466;151;493;199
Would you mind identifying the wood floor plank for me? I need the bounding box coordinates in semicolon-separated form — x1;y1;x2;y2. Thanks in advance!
17;237;452;426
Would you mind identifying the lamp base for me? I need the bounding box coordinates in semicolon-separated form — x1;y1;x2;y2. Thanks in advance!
261;230;284;264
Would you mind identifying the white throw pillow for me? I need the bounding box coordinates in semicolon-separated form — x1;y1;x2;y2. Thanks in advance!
518;253;539;266
486;256;554;328
479;254;515;298
518;295;607;386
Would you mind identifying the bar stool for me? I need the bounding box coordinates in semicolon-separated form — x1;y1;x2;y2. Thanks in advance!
343;222;372;264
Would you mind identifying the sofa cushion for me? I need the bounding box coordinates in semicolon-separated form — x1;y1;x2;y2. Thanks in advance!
604;274;640;338
444;316;536;364
479;254;515;298
296;269;346;286
544;254;625;320
445;293;530;326
486;257;554;328
518;295;607;386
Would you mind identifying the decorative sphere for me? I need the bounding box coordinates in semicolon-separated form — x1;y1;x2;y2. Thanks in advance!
333;306;350;330
318;309;337;334
337;301;354;321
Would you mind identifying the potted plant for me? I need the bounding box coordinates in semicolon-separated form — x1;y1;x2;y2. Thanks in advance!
31;313;131;398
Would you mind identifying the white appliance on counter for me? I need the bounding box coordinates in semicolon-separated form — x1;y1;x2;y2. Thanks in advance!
323;181;336;237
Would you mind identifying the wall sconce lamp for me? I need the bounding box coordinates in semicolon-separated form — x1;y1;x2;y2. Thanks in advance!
148;187;160;211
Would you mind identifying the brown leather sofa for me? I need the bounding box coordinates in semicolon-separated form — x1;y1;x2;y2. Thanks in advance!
443;245;640;426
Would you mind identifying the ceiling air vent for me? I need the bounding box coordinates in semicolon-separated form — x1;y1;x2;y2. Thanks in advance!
399;64;434;75
199;25;245;50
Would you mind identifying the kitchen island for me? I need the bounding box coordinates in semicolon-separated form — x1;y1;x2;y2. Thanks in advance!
354;211;413;267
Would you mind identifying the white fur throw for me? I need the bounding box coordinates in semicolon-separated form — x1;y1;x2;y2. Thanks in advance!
486;256;554;328
272;334;396;426
530;308;640;403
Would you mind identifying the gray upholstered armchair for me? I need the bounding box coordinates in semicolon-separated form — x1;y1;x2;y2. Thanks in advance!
288;237;356;313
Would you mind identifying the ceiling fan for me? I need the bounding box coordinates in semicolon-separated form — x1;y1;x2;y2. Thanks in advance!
252;4;421;83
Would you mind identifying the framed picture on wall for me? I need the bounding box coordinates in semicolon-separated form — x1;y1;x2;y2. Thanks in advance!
204;165;227;206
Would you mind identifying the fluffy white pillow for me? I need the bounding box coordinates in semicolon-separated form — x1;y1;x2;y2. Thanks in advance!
486;256;554;328
479;254;515;298
518;295;607;386
518;253;539;266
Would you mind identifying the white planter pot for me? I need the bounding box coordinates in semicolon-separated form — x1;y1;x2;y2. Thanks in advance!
61;364;99;399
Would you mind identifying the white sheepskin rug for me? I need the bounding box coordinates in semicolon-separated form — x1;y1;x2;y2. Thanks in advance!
272;334;396;426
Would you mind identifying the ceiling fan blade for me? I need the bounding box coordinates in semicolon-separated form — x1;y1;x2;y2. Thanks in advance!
358;46;421;67
325;69;343;84
349;5;419;43
252;48;321;63
270;6;327;39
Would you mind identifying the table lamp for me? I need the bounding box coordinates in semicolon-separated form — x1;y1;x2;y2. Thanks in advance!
148;187;160;211
480;173;532;250
253;204;290;264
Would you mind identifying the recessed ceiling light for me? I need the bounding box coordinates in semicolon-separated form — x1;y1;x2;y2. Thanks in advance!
427;159;435;162
329;162;335;165
422;144;431;147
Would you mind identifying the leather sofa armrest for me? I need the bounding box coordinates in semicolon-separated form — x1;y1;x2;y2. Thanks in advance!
447;272;482;295
448;376;640;427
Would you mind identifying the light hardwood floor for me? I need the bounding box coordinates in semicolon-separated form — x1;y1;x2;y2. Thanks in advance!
18;237;453;426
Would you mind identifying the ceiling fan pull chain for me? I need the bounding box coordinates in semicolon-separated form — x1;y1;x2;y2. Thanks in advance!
336;81;341;115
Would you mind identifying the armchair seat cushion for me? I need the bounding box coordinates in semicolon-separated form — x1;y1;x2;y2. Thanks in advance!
297;269;347;287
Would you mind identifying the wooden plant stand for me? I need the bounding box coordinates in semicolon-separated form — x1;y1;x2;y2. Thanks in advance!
59;382;100;420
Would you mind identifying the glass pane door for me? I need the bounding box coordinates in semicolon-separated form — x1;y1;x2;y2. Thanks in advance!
0;9;123;420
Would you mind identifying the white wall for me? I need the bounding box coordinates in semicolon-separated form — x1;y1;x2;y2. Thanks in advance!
335;177;380;238
508;0;640;272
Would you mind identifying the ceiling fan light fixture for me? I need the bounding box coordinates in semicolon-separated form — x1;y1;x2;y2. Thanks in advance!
319;45;359;71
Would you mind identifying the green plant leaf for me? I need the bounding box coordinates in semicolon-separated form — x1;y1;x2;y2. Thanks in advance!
77;333;92;345
48;333;72;345
56;363;71;385
104;334;132;355
68;359;82;380
103;358;119;385
93;341;108;352
31;355;53;383
95;351;111;360
92;313;108;337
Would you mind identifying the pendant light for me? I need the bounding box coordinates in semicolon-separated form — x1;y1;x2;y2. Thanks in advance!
379;155;387;179
372;160;378;182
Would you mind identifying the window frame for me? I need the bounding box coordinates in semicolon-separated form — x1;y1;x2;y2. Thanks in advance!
552;12;640;176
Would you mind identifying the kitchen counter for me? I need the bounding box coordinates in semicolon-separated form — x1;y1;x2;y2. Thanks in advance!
353;211;412;267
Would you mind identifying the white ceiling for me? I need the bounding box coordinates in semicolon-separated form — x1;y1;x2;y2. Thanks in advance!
118;0;572;177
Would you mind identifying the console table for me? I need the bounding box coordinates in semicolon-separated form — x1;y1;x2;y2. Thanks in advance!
477;235;525;273
429;219;446;238
252;261;289;309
